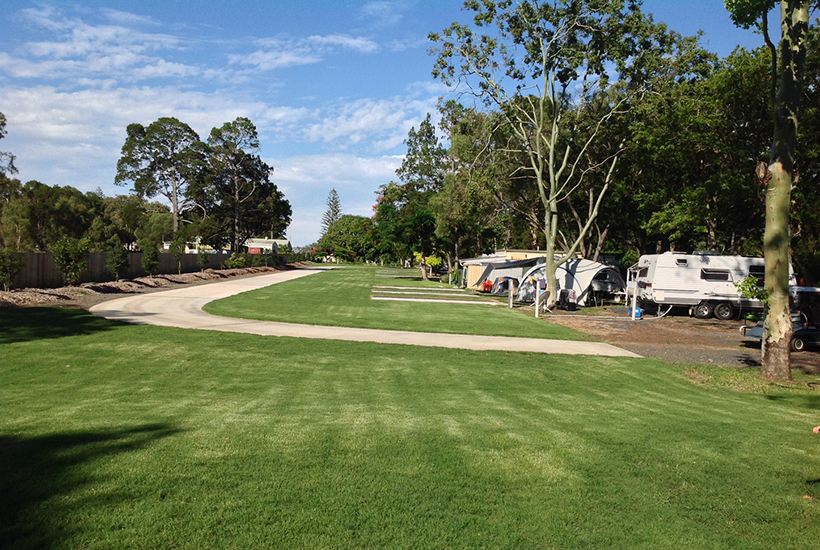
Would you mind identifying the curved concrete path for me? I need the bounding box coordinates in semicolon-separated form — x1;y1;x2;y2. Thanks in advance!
90;267;640;358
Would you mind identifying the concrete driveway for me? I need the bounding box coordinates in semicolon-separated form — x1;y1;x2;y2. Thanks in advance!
90;267;640;358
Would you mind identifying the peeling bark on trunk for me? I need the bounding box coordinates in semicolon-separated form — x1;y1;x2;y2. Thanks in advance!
760;1;809;383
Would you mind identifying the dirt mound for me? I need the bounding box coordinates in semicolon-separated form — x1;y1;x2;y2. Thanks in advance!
0;264;309;309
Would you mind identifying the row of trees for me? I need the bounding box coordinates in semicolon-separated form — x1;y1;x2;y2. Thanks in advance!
115;116;291;253
0;115;291;284
314;0;819;380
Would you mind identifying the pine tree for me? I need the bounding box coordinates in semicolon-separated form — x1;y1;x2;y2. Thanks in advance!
321;188;342;235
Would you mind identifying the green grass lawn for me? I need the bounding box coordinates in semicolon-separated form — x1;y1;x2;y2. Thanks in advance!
2;307;820;549
204;266;589;341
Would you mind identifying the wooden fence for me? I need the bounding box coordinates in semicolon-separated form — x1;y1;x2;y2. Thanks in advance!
11;251;235;289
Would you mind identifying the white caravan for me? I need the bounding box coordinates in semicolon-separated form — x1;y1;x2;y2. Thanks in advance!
629;252;794;320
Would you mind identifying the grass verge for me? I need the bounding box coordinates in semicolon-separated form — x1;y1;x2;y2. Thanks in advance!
204;266;590;341
1;307;819;549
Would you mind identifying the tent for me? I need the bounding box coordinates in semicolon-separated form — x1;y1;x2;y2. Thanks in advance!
474;258;541;289
516;259;625;306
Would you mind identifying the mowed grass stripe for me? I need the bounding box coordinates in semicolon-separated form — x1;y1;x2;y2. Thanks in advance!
372;285;466;292
0;310;820;549
1;308;820;548
205;266;589;341
370;296;499;305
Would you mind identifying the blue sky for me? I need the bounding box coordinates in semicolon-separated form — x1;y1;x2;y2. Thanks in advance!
0;1;775;246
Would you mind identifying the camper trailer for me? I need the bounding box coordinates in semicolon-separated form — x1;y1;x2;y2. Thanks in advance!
629;252;795;320
517;258;626;307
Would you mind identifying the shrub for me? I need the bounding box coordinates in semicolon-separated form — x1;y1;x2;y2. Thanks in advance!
197;249;210;271
0;249;25;291
169;236;186;274
51;237;91;286
141;245;160;276
251;254;269;268
106;235;130;281
224;252;251;269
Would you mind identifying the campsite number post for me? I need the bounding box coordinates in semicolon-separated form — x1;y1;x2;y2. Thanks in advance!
629;280;638;321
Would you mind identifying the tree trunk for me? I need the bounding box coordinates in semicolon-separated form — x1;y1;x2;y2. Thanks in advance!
761;160;794;382
760;0;809;382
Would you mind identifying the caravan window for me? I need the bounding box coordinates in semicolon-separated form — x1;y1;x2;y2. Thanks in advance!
701;268;730;282
637;267;648;278
675;259;688;266
749;265;765;287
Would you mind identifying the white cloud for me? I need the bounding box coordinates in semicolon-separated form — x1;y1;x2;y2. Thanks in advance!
271;153;400;187
2;7;193;83
306;34;379;53
270;153;402;245
20;7;75;32
234;33;380;72
100;8;160;27
304;96;438;150
359;2;407;27
229;49;321;71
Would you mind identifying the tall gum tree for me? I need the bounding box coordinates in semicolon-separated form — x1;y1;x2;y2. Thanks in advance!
395;114;447;280
200;117;289;253
725;0;814;381
0;112;17;177
115;117;206;233
430;0;687;307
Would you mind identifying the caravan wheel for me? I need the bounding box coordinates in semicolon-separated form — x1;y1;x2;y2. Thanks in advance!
694;301;714;319
714;302;734;321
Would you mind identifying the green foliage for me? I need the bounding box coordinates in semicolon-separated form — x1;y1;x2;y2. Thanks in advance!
141;244;160;276
135;212;173;248
0;248;24;291
318;214;376;262
115;117;206;232
321;188;342;235
430;0;696;301
224;252;252;268
413;252;443;269
168;235;186;274
724;0;776;29
50;236;91;285
189;117;291;252
197;248;211;271
396;114;446;193
735;275;770;309
0;110;16;176
625;46;764;253
105;235;130;281
223;251;275;268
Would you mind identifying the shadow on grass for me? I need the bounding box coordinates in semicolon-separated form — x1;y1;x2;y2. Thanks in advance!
0;307;124;345
763;393;820;410
0;423;181;549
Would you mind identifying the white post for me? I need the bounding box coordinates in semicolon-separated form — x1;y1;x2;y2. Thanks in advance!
535;285;540;318
631;281;638;321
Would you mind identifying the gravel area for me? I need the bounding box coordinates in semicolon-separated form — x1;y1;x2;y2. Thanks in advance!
544;307;820;373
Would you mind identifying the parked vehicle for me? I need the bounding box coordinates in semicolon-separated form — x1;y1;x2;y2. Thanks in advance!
740;287;820;351
628;252;795;320
740;320;820;352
